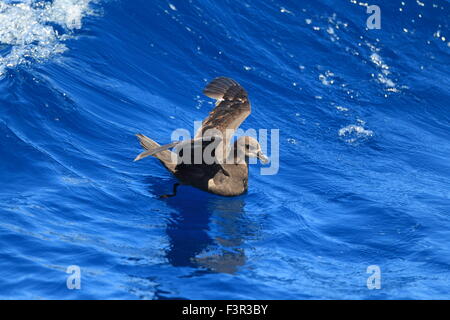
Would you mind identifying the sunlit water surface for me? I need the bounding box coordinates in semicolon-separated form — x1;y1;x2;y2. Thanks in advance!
0;0;449;299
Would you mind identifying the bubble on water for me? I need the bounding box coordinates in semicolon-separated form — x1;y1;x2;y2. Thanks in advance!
0;0;96;77
336;106;349;112
280;7;292;14
319;70;335;86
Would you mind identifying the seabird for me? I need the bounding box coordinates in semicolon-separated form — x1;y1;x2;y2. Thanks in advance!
134;77;269;197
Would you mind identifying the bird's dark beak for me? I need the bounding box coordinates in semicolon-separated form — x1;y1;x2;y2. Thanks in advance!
257;152;270;164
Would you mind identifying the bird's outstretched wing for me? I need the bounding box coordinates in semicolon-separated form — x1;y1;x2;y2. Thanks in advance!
135;78;250;167
196;77;251;144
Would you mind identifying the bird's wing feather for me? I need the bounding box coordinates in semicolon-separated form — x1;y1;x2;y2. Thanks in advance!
195;77;251;143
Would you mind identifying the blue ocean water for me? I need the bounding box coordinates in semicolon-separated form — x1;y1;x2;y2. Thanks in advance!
0;0;449;300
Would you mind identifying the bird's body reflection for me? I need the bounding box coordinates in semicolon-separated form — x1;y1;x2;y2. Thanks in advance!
193;198;247;274
147;177;254;274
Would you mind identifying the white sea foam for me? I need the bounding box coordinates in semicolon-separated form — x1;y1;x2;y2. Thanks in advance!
0;0;95;76
369;51;397;91
326;13;346;42
339;123;373;144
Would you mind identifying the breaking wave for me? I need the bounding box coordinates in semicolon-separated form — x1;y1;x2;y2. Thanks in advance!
0;0;95;76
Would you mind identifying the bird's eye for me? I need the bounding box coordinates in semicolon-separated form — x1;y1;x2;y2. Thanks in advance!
245;144;250;149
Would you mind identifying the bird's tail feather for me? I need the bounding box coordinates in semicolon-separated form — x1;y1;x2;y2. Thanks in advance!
134;134;178;172
134;141;178;161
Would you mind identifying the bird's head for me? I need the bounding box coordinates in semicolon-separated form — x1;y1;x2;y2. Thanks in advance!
235;136;269;164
